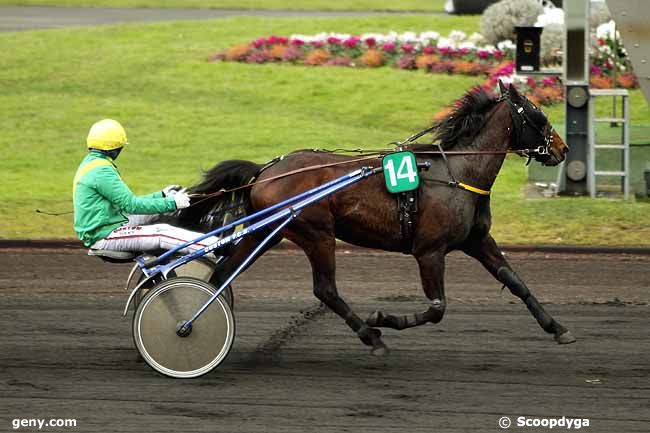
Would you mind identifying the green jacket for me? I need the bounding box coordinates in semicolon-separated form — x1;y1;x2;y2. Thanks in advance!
73;151;177;247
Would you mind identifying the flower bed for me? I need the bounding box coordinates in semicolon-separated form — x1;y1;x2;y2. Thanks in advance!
210;31;513;74
210;28;638;109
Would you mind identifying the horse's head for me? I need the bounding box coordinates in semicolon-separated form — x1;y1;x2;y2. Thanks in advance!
498;81;569;166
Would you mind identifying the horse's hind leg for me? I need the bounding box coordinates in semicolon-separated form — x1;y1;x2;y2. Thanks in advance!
289;230;389;356
463;234;576;344
367;249;447;330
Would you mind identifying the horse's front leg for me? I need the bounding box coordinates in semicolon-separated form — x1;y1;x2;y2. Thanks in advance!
367;249;447;330
289;228;389;356
463;234;576;344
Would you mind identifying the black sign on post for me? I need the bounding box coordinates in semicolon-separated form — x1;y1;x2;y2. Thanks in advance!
515;26;542;73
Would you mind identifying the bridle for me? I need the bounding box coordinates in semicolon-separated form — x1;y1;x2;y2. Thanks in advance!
498;91;555;165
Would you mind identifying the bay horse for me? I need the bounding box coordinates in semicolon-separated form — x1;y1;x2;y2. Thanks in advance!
171;82;575;355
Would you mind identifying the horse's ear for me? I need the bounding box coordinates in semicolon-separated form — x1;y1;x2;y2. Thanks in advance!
498;79;508;96
509;83;523;101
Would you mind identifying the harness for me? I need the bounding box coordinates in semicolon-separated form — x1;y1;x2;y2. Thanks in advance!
390;92;554;253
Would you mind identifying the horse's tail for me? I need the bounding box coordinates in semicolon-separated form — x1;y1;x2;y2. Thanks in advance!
177;160;264;230
190;159;263;196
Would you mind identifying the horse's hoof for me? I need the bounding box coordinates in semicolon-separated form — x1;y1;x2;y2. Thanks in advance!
366;311;383;327
555;330;576;345
371;344;390;357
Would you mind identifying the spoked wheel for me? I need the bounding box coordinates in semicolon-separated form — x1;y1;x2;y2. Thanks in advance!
133;277;235;378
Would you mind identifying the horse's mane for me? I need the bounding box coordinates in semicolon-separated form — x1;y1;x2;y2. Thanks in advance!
415;86;499;151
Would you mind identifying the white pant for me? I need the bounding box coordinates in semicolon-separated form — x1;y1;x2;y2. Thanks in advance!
91;215;220;255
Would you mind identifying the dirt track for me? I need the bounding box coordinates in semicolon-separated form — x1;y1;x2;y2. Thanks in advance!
1;248;649;432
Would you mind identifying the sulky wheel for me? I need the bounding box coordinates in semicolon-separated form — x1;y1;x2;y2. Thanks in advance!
132;277;235;378
128;257;234;312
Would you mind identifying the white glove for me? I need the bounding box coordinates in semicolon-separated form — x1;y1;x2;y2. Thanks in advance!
162;184;182;197
173;191;191;209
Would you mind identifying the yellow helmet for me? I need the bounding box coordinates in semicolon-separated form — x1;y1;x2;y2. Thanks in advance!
86;119;128;150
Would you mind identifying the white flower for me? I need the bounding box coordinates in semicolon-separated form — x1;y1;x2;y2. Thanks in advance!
468;32;486;45
449;30;467;42
479;44;496;53
459;41;476;50
598;44;612;54
436;37;453;49
420;31;440;41
497;40;516;51
398;32;418;43
596;20;616;39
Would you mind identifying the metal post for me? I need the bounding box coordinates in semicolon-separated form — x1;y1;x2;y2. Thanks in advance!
623;95;630;199
562;0;591;195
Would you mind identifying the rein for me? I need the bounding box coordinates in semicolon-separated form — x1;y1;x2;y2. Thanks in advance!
187;115;533;204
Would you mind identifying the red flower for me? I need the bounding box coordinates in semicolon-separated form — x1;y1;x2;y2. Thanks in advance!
494;50;504;60
251;38;266;49
327;36;342;45
382;42;396;52
401;43;414;54
423;46;436;55
291;39;304;47
343;37;360;48
365;37;377;48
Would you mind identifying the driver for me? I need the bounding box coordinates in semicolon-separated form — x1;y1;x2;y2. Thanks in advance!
73;119;220;256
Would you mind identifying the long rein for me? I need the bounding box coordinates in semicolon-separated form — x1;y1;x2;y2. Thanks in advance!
187;124;526;206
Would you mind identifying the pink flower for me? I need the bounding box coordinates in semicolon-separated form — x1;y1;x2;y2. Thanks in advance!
590;65;603;75
458;47;470;55
327;36;342;45
401;43;414;54
267;35;281;44
291;39;304;47
477;49;490;59
542;77;557;86
365;37;376;48
343;37;360;48
494;49;504;60
251;38;266;49
438;46;454;56
526;77;537;87
423;46;436;55
311;40;324;48
382;42;396;52
278;37;288;45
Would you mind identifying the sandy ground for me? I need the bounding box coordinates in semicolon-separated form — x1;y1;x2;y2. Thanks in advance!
0;248;649;432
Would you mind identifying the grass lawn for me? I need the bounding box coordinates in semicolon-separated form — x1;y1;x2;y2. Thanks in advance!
1;0;448;11
1;15;649;246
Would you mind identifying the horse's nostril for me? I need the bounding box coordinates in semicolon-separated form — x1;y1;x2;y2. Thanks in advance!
562;146;569;155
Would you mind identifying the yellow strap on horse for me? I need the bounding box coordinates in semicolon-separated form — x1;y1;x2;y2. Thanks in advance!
72;159;114;197
457;182;491;196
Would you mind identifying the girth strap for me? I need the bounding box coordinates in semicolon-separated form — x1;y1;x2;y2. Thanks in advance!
397;189;418;254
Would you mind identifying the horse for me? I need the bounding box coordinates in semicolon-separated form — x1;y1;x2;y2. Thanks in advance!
169;82;575;356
